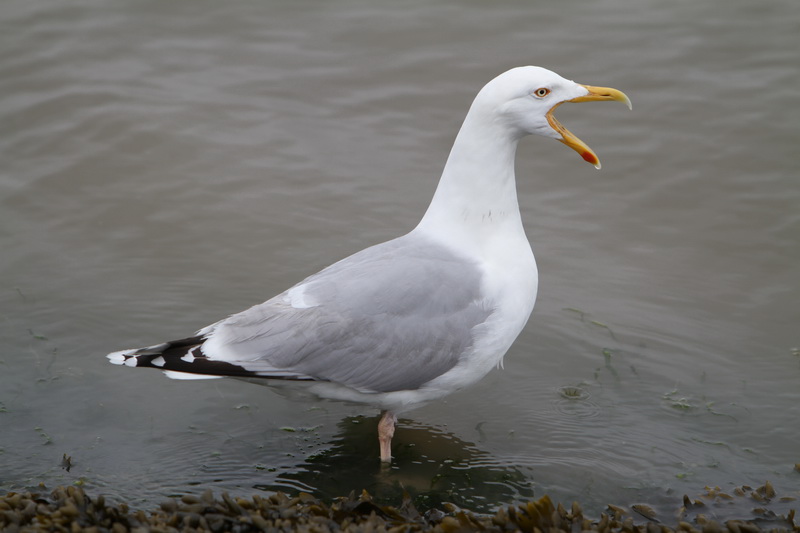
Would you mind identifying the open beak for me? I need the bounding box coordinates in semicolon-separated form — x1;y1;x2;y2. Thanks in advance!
546;84;632;169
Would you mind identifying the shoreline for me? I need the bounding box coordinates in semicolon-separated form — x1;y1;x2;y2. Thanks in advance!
2;482;796;532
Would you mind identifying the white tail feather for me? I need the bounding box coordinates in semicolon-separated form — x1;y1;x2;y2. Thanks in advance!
163;370;224;380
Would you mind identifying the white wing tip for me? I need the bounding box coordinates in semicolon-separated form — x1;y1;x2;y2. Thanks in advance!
107;349;135;365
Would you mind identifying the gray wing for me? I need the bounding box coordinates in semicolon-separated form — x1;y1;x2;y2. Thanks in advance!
200;233;493;393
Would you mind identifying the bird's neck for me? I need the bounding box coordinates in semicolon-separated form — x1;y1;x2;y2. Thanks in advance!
415;109;526;250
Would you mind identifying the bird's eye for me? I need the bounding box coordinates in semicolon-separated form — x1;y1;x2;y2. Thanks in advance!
533;88;550;98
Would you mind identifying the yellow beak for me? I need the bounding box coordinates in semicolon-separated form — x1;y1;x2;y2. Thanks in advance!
546;84;632;169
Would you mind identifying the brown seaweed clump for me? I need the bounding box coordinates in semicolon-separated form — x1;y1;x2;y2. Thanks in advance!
0;483;797;532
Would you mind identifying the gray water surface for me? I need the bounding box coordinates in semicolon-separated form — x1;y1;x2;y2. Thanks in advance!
1;0;799;519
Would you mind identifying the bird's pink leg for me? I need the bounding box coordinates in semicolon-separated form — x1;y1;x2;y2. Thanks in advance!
377;411;397;463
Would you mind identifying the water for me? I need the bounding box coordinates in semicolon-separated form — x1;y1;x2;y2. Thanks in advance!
1;0;798;520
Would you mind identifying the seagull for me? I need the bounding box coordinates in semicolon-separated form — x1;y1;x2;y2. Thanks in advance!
107;66;631;463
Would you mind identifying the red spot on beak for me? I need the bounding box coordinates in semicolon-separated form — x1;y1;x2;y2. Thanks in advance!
582;151;598;164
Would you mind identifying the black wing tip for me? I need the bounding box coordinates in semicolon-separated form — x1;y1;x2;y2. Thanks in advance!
106;336;204;368
106;335;325;382
106;336;263;378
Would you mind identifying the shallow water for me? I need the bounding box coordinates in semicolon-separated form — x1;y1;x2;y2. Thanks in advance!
1;0;799;520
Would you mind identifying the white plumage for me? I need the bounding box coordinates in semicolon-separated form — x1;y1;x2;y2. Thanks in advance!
107;66;630;462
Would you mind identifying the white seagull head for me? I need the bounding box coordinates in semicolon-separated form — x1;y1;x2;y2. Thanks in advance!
471;66;632;169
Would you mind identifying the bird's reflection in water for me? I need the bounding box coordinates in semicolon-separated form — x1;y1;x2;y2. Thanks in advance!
255;415;534;512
